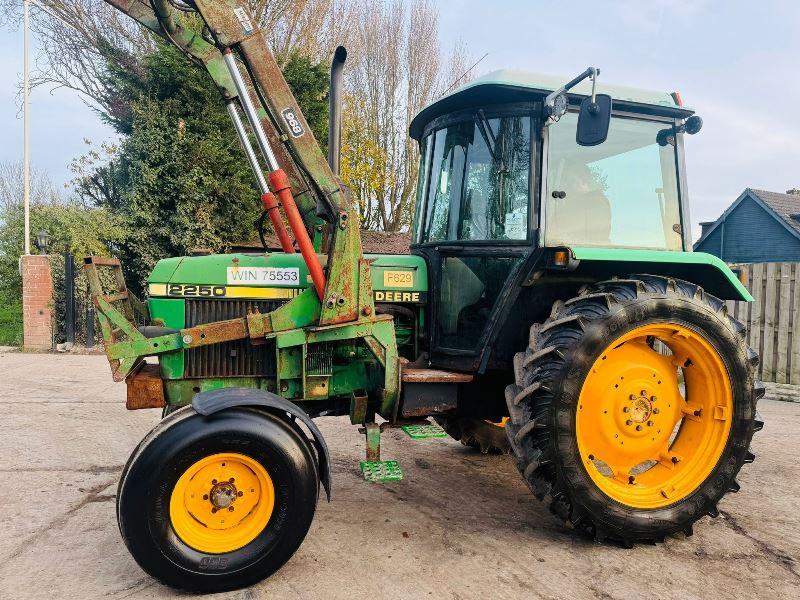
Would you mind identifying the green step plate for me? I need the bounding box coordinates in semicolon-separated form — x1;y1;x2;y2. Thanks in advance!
360;460;403;482
401;423;447;439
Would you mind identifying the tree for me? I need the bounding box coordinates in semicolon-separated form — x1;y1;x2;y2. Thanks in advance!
0;0;349;113
282;52;330;152
340;0;473;232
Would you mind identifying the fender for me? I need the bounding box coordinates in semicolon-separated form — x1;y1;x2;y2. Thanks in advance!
565;248;753;302
192;388;332;501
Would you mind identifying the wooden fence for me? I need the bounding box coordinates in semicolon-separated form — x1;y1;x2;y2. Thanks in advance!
725;262;800;384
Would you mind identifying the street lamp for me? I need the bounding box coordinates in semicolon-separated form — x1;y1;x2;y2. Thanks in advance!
35;229;49;254
22;0;31;255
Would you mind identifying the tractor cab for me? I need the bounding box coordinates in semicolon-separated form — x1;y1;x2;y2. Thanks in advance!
408;69;701;369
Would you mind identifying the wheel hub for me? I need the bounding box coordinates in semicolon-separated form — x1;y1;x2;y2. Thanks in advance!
169;452;275;553
629;394;653;424
210;481;237;509
576;323;733;509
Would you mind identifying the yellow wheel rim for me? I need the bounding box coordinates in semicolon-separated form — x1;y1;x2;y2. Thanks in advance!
576;323;732;509
169;452;275;553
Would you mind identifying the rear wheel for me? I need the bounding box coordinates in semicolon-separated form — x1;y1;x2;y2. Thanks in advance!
506;275;763;544
434;416;510;454
117;407;319;592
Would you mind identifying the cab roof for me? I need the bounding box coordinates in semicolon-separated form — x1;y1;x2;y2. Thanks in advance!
410;69;694;140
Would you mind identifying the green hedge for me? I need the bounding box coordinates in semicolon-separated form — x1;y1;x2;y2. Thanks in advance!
0;294;22;346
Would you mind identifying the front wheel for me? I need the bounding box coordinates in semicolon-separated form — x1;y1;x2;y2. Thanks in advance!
506;275;763;544
117;407;319;592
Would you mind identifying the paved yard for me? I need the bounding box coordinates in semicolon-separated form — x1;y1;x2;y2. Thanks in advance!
1;352;798;599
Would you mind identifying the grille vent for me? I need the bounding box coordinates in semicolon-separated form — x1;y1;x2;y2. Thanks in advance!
184;299;284;378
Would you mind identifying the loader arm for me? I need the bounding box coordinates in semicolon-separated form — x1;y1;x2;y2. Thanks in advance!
101;0;368;323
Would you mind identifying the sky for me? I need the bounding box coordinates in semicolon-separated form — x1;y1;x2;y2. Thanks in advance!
1;0;798;240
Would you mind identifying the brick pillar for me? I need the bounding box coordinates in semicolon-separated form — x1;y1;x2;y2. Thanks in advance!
21;255;54;351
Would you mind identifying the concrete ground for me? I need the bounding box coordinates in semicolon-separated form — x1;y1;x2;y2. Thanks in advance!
1;352;798;600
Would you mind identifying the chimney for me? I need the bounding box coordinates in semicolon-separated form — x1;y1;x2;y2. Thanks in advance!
699;221;715;237
787;188;800;195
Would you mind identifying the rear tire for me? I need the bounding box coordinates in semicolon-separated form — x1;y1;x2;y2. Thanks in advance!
506;275;763;544
117;407;318;592
434;416;510;454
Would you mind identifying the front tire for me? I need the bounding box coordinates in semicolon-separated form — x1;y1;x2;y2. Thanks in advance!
506;275;764;544
117;407;319;592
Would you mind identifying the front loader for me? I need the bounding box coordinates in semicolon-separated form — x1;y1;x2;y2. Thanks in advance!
88;1;764;592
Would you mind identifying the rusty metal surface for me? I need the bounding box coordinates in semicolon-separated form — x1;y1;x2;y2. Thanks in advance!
125;364;166;410
181;318;250;348
401;368;474;384
400;402;457;418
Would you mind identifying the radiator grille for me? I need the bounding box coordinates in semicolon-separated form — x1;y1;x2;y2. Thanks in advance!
185;299;285;378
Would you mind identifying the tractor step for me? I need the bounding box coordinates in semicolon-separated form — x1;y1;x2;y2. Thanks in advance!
401;423;447;439
399;367;472;419
360;460;403;482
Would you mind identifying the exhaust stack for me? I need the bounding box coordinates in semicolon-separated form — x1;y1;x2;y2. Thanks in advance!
328;46;347;175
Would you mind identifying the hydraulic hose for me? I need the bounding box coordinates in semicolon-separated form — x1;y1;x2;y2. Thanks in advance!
261;192;295;253
269;170;326;300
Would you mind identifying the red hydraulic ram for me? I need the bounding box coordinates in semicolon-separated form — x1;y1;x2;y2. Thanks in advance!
269;169;327;300
260;191;295;254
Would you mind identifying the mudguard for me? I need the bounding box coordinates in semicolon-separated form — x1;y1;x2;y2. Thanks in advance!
192;388;332;501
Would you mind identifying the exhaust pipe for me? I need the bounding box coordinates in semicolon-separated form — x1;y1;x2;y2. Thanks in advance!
328;46;347;175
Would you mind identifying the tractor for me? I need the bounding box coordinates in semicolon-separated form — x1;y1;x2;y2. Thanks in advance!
88;1;763;592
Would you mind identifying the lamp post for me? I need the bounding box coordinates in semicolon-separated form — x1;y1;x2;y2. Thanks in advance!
23;0;31;255
35;229;49;254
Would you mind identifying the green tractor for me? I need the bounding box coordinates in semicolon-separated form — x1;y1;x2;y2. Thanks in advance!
90;1;762;592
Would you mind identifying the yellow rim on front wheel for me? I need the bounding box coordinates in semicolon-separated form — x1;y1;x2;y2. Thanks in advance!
169;452;275;553
576;323;732;509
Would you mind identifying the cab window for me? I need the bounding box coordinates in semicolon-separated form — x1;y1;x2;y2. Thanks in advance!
417;114;531;243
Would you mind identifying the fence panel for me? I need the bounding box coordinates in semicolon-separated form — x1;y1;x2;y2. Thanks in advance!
728;262;800;384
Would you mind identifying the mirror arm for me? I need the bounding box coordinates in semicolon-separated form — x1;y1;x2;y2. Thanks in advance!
544;67;599;110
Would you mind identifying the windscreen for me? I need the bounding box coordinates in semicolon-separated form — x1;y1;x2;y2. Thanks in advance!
544;113;683;251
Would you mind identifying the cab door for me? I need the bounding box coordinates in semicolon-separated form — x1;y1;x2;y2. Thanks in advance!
411;105;537;371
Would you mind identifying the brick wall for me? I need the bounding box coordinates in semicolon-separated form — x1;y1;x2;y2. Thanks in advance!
21;255;53;350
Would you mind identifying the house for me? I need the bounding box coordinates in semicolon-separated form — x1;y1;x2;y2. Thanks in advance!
694;188;800;263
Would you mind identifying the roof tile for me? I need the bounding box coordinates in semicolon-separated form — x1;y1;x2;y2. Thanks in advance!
749;189;800;235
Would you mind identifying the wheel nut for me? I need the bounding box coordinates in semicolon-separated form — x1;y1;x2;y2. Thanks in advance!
640;390;647;396
628;476;635;484
653;408;660;414
228;506;234;512
211;507;218;513
671;456;680;464
203;494;209;500
651;395;657;402
629;394;637;401
237;491;243;497
636;425;642;431
647;421;654;427
229;478;235;483
212;479;217;485
623;406;630;413
626;420;633;426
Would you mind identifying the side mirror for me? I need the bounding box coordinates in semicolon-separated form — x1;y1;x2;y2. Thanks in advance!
576;94;612;146
684;115;703;135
